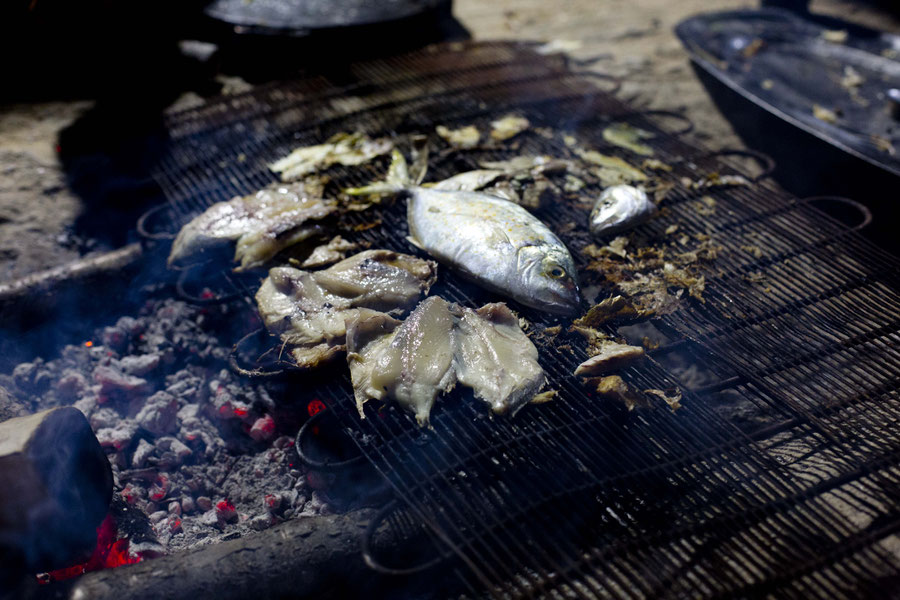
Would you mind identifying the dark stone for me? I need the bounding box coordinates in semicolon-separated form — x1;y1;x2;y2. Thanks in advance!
0;407;113;586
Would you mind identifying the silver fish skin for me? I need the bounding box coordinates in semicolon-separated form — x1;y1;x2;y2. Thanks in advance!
589;185;656;237
407;187;580;315
347;150;581;315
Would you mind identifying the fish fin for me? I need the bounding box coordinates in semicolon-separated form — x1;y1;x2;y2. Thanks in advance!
409;137;430;186
344;149;410;196
405;235;425;251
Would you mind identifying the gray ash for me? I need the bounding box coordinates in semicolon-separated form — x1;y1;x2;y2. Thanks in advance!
2;297;330;557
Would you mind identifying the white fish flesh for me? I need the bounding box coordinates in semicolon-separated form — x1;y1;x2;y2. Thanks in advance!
589;185;656;237
347;297;456;426
168;179;335;272
346;297;545;426
255;250;437;369
453;302;546;415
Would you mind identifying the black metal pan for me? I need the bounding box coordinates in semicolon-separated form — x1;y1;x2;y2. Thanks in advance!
676;8;900;249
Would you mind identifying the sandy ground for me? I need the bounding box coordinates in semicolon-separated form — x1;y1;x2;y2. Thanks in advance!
0;0;897;279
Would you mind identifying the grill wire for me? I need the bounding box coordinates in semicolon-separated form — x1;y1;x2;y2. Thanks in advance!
146;42;900;598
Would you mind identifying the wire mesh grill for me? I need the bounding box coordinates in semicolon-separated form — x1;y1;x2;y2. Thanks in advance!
146;42;900;598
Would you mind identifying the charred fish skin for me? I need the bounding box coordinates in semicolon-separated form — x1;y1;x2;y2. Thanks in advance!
589;185;656;237
407;187;581;315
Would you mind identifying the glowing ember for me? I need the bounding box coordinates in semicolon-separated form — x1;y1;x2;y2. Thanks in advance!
215;499;238;522
36;514;142;584
84;340;93;347
149;475;169;502
249;414;276;441
307;399;326;416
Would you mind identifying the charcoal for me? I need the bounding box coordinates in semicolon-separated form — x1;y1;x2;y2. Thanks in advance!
135;391;178;435
249;415;276;442
2;297;331;561
118;354;160;377
181;496;195;514
0;384;27;422
11;360;38;390
95;419;139;452
90;407;121;430
93;365;150;398
132;439;154;468
55;369;87;401
0;407;112;583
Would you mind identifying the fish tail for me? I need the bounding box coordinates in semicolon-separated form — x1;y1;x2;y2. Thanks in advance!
344;150;410;195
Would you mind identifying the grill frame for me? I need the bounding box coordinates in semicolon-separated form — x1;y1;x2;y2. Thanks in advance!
143;41;900;599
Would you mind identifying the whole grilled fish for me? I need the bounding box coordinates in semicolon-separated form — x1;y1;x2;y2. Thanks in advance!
348;151;581;315
589;184;656;237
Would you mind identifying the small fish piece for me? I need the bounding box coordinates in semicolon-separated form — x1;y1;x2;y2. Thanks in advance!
591;375;646;411
589;185;657;237
812;104;839;124
602;123;655;156
436;125;481;148
346;297;545;425
490;115;530;141
296;235;359;269
345;308;403;411
480;155;570;174
348;152;581;315
255;250;437;369
821;29;848;44
574;341;645;376
644;388;682;411
453;302;546;416
348;297;457;426
576;149;648;186
269;132;392;181
168;178;335;271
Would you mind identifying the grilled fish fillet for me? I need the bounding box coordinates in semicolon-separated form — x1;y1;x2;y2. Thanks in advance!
168;178;335;272
255;250;437;369
346;297;545;426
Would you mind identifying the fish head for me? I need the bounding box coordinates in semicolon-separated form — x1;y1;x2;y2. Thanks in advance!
517;245;582;315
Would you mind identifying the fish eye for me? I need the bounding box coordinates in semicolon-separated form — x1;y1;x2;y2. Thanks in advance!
547;266;566;279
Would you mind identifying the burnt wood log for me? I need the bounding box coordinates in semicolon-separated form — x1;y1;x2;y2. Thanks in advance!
0;407;113;587
68;510;379;600
0;243;143;322
0;244;145;372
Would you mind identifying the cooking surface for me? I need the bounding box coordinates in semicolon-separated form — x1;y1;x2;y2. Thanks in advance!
144;41;900;598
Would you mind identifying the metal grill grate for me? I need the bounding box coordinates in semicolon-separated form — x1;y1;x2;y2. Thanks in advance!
144;42;900;598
